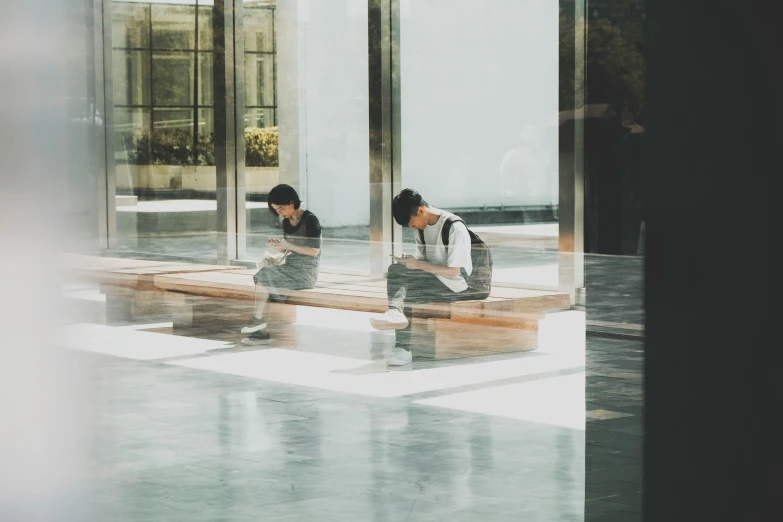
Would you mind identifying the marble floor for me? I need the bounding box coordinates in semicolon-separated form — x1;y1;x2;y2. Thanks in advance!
60;283;642;521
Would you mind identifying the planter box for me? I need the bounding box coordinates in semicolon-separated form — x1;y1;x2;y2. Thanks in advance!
245;167;279;194
116;164;278;194
116;164;182;190
182;166;216;191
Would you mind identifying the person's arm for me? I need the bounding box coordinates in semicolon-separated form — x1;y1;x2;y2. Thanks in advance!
404;222;472;277
282;241;320;257
405;257;461;277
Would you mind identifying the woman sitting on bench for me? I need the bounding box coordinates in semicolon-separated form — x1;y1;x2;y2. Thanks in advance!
241;184;321;345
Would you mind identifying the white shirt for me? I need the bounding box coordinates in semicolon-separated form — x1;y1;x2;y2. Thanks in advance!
414;209;473;293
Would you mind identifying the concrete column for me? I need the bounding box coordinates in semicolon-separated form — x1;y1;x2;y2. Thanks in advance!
275;0;304;196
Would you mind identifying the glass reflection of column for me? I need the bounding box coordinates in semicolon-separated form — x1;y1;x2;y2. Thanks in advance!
558;0;586;304
243;1;278;260
109;0;218;261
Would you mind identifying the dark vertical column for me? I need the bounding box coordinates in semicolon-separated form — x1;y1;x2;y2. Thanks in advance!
390;0;402;256
644;0;783;520
214;0;238;262
368;0;393;277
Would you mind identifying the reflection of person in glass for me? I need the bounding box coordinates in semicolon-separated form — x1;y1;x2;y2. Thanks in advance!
369;189;479;366
499;125;552;207
240;184;321;345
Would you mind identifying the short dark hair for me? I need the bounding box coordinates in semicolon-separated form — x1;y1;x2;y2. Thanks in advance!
267;184;302;216
392;189;428;226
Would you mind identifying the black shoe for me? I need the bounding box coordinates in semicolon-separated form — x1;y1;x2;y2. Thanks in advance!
241;330;271;346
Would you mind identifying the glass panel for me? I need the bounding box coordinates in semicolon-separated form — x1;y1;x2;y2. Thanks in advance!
110;0;215;262
244;8;274;52
242;0;369;275
198;6;213;50
112;50;149;106
244;108;274;130
400;2;560;289
197;53;213;106
151;109;194;165
244;54;274;107
151;4;196;50
113;108;150;165
152;52;194;106
111;2;149;49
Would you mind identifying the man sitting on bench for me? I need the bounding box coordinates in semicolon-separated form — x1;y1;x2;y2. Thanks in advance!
370;189;479;366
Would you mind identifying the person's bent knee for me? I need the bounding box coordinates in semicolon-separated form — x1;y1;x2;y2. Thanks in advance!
387;263;409;275
253;267;275;287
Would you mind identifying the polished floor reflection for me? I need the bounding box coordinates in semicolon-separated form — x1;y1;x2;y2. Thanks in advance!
61;283;640;521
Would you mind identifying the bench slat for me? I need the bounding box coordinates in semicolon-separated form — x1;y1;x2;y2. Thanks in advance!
77;255;571;320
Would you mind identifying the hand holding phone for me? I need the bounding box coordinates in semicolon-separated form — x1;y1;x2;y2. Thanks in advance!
394;254;416;267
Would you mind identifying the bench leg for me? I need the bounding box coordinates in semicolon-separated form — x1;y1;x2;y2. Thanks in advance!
169;299;297;331
168;296;232;331
412;318;540;359
269;301;297;325
101;286;297;331
105;292;133;324
104;287;168;325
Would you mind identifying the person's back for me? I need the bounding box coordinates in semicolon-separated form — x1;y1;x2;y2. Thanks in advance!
282;209;321;281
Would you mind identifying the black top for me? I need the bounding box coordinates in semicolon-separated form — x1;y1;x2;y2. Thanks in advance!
283;210;322;281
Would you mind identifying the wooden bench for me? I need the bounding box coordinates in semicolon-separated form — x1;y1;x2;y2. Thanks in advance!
66;255;571;358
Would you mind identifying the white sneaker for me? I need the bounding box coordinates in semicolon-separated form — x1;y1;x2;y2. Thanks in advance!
369;309;409;330
387;347;413;366
241;318;268;334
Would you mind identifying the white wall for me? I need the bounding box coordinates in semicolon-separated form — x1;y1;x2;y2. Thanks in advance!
277;0;558;226
399;0;559;209
276;0;370;227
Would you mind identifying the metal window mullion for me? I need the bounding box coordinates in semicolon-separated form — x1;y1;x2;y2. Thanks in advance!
271;8;277;121
148;5;154;138
235;0;247;259
99;0;116;248
390;0;402;256
193;5;199;165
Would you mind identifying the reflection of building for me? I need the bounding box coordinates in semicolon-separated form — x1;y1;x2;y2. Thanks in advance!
561;0;646;21
559;104;644;255
111;0;277;166
96;0;575;273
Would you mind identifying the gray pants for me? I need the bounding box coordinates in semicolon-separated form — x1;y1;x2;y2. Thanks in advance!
252;265;317;321
386;263;478;350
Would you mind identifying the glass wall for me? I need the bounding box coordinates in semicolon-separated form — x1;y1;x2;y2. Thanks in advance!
398;0;560;290
242;0;372;275
111;0;217;261
242;1;280;261
78;1;654;520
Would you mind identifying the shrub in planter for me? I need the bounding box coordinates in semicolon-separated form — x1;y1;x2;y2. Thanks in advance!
129;126;278;168
196;132;215;166
245;127;279;167
130;129;194;166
